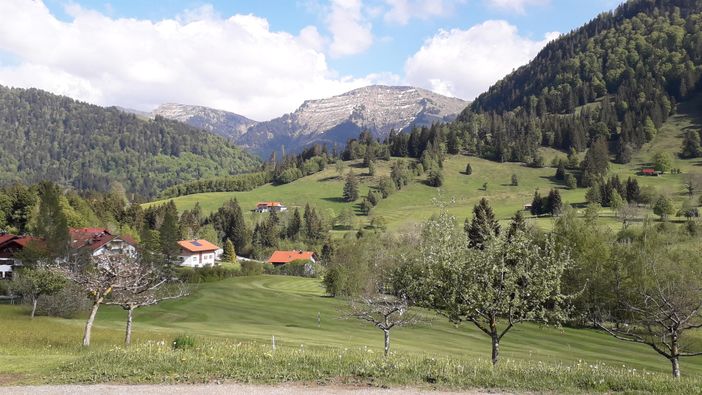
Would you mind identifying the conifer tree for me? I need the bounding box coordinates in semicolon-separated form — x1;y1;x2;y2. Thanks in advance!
287;208;302;240
465;163;472;175
681;131;701;158
221;239;236;262
507;210;527;241
555;162;566;180
159;201;181;263
343;171;360;202
530;191;544;216
466;198;500;249
35;181;70;259
547;189;563;216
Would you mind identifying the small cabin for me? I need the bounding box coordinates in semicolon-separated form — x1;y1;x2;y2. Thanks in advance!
641;168;661;176
178;239;223;267
255;201;288;213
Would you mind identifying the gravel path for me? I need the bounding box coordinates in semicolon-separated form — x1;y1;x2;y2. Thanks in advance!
0;384;511;395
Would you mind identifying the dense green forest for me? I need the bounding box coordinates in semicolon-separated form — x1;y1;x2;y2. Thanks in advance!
456;0;702;164
0;85;261;198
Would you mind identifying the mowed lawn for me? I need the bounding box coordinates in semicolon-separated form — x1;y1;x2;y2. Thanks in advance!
3;275;702;381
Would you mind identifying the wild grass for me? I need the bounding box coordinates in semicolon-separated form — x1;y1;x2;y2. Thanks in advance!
3;275;702;392
44;338;702;393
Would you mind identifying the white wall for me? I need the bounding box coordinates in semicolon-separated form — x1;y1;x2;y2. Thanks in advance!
179;251;217;267
0;263;12;279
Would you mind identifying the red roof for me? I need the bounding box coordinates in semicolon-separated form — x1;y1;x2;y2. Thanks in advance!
178;239;220;252
0;236;44;258
0;234;17;246
69;228;114;251
268;250;315;264
642;168;656;174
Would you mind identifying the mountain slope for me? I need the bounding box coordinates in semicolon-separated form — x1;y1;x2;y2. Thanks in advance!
233;85;467;157
152;103;258;140
0;85;261;197
456;0;702;163
241;85;467;156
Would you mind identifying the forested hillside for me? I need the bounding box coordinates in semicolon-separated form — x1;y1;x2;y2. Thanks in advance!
457;0;702;164
0;86;261;198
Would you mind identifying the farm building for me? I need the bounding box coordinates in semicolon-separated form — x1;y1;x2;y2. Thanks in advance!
255;201;288;213
268;250;316;267
178;239;223;267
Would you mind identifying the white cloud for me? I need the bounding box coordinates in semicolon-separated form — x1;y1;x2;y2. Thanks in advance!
404;20;558;99
485;0;549;13
0;1;384;120
384;0;465;25
326;0;374;58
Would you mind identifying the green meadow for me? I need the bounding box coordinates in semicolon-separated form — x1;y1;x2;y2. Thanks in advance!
148;98;702;233
2;275;702;392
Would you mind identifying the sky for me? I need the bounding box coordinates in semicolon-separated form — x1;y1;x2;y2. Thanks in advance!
0;0;624;121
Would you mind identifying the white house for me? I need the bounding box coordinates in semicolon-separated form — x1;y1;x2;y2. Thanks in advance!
69;228;138;257
178;239;223;267
255;201;288;213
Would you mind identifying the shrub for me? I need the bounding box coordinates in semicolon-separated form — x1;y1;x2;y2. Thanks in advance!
34;282;91;318
241;260;264;276
274;260;324;278
177;265;242;283
172;335;196;350
427;169;444;187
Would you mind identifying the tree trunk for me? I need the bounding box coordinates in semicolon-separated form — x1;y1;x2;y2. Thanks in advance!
383;329;390;357
83;300;101;347
671;357;680;379
31;297;38;319
124;306;134;346
491;335;500;367
671;337;681;378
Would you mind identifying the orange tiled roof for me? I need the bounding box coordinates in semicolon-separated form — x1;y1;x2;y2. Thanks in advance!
178;239;220;252
268;250;315;264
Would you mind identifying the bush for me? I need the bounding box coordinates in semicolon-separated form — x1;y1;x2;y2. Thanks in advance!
35;282;91;318
274;260;324;278
427;169;444;187
177;265;241;283
241;260;264;276
172;335;196;350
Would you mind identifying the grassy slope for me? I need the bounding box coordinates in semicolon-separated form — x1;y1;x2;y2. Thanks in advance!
148;94;702;232
3;275;702;381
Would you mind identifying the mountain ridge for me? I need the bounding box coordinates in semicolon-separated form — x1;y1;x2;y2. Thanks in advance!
145;85;468;157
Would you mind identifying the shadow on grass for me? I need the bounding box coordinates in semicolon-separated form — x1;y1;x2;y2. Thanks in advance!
321;197;346;203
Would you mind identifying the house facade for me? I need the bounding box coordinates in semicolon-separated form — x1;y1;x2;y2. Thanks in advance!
0;228;137;280
178;239;223;267
255;201;288;213
268;250;316;267
0;234;43;280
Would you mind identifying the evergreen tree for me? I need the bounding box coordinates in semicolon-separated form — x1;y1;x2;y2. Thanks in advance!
586;182;603;204
466;198;501;249
221;239;236;262
625;177;640;203
507;210;527;241
211;199;249;255
530;191;544;216
465;163;473;175
511;174;519;186
555;162;566;180
427;169;444;187
343;171;360;202
34;181;70;259
681;131;701;158
565;174;577;189
287;208;302;240
547;189;563;216
159;200;181;262
304;204;324;241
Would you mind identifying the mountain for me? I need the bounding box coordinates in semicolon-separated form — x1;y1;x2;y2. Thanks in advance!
239;85;468;157
454;0;702;164
151;103;258;140
0;85;261;198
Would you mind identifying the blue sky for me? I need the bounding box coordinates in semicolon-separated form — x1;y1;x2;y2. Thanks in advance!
0;0;623;120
